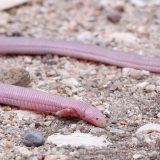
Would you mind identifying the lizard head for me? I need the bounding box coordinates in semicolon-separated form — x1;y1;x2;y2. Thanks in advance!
83;106;106;128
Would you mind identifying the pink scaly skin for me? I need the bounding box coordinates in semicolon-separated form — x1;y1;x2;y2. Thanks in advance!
0;37;160;72
0;83;106;127
0;37;160;127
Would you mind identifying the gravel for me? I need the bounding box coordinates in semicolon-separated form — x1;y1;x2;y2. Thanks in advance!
0;0;160;159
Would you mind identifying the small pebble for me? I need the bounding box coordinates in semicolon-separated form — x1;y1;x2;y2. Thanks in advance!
107;11;122;23
136;82;149;90
137;26;148;36
122;68;150;80
109;32;139;45
110;80;122;91
61;78;80;87
135;123;160;148
22;128;45;147
90;127;106;135
70;124;77;132
148;151;158;160
24;57;32;64
44;121;52;127
133;153;144;159
77;31;94;42
145;84;156;92
136;123;160;135
110;128;125;135
104;109;111;118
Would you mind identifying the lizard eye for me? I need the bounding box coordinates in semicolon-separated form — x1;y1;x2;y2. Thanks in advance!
96;118;99;120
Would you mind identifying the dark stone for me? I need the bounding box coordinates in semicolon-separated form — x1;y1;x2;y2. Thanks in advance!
22;128;45;147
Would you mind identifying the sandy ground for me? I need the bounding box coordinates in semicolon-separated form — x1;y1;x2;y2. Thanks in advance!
0;0;160;159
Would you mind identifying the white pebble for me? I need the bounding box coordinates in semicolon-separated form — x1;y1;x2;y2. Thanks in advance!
109;32;140;45
77;31;94;42
46;133;111;147
145;85;156;92
62;78;80;87
122;68;149;79
136;123;160;136
133;153;144;159
24;57;32;64
136;82;149;89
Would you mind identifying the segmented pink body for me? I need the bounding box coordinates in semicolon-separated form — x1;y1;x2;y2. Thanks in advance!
0;37;160;127
0;83;106;127
0;37;160;72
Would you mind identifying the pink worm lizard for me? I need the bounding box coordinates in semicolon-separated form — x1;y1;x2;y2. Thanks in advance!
0;37;160;127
